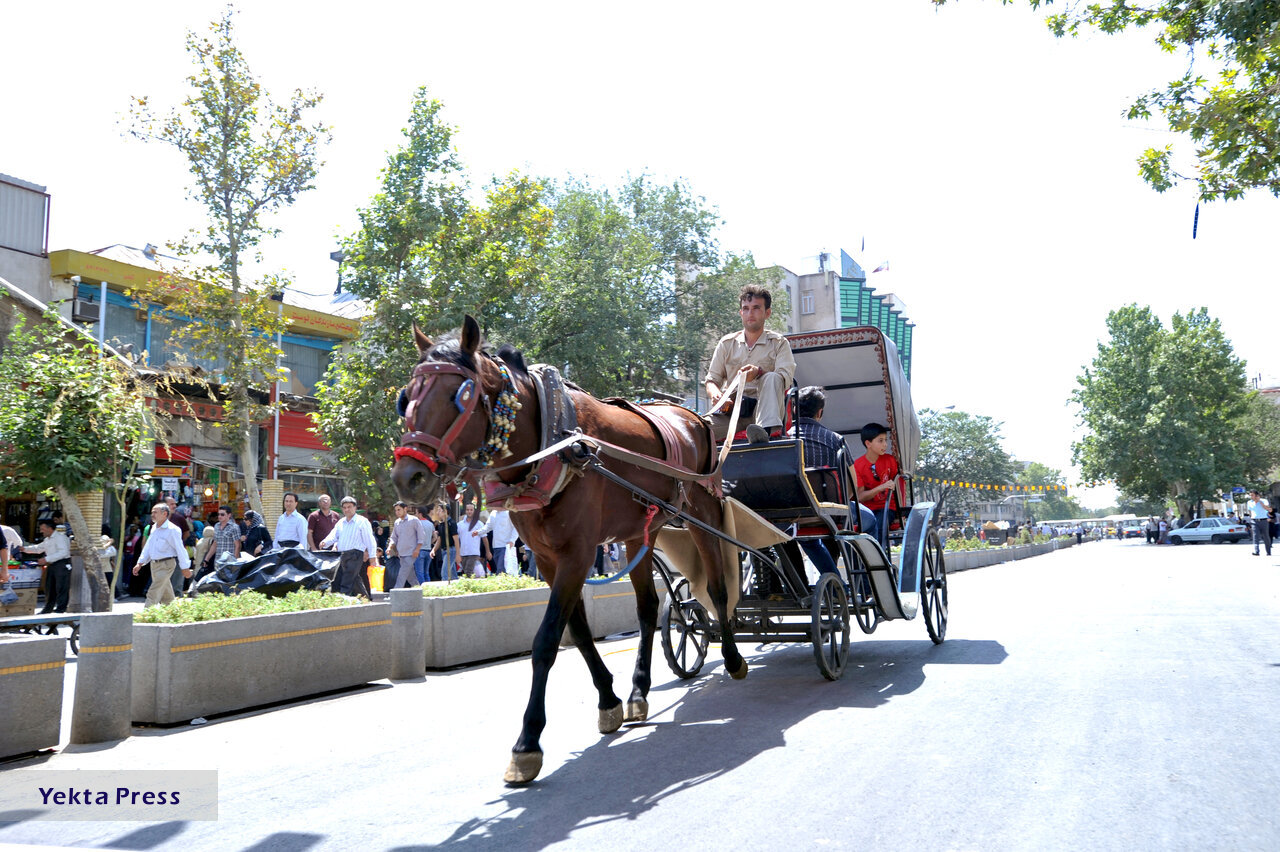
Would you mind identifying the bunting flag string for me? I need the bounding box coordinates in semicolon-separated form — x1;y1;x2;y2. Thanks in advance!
916;477;1117;492
916;477;1068;492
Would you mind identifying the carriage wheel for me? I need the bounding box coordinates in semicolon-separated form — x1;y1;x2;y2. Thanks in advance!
921;529;948;645
810;572;850;681
660;577;710;679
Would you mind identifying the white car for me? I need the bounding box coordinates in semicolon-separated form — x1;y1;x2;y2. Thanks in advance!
1167;517;1250;545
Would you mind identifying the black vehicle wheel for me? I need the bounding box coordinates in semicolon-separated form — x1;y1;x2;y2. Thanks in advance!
660;577;710;679
1170;535;1183;545
811;572;850;681
68;623;80;656
1211;535;1223;544
921;529;948;645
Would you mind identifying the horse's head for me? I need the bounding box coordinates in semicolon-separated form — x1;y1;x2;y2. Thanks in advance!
390;315;525;505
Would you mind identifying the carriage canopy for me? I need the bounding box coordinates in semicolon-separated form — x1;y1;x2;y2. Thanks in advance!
786;327;920;476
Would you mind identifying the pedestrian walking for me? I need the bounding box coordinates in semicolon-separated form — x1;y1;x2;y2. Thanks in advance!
389;501;427;588
319;496;379;597
133;503;192;608
24;519;72;614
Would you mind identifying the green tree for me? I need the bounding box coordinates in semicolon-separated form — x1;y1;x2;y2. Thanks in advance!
1016;461;1085;521
916;408;1018;515
1073;304;1271;517
934;0;1280;200
0;311;158;611
126;6;329;516
315;89;551;506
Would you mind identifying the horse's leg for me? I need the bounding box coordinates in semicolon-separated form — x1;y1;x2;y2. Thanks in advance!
689;492;748;680
562;590;625;731
624;538;658;722
504;545;605;786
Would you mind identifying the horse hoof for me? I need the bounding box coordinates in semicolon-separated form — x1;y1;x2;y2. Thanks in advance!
729;659;749;680
598;703;624;733
504;751;543;786
624;699;649;723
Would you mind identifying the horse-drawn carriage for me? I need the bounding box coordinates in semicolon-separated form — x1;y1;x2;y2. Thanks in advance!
651;326;946;681
391;317;947;784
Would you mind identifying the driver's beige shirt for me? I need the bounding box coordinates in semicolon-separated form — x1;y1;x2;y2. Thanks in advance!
706;329;796;398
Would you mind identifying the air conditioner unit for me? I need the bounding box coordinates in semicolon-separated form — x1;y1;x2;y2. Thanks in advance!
71;298;101;323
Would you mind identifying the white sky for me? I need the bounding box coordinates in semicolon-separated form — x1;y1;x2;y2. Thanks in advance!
4;1;1277;509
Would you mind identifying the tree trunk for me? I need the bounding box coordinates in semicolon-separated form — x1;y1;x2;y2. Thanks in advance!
55;486;112;612
236;394;266;520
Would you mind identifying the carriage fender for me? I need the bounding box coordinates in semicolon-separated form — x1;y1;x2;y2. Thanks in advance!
654;497;790;615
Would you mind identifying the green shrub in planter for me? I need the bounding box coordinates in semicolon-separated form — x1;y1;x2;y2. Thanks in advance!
422;575;548;597
133;590;358;624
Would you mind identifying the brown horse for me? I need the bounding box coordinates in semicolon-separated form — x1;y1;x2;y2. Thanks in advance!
390;316;745;784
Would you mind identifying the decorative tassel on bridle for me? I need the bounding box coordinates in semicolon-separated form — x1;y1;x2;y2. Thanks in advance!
470;362;523;468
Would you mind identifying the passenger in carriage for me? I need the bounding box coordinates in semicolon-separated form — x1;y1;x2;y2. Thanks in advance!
787;386;875;576
854;422;899;545
705;284;795;445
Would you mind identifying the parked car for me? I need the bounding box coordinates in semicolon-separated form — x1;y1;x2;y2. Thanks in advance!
1167;517;1250;545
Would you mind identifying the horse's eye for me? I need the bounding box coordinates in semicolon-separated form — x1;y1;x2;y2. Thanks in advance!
396;387;409;418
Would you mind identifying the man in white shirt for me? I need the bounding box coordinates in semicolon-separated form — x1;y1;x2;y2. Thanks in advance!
320;496;379;597
133;504;192;608
275;492;307;548
475;508;518;575
25;519;73;614
1247;489;1273;557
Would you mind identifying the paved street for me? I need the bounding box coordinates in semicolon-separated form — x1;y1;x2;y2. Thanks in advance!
2;538;1278;851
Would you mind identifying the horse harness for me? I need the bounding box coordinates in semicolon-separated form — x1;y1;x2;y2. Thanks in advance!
397;356;725;513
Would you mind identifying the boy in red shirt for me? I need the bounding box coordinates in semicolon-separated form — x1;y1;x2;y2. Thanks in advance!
853;422;898;544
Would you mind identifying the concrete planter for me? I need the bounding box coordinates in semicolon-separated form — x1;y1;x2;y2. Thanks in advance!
132;602;392;725
582;583;640;638
0;634;64;758
945;538;1077;572
421;583;641;670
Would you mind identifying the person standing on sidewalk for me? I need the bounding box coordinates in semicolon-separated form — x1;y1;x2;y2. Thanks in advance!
275;492;307;548
456;502;486;577
320;496;379;597
389;501;427;588
133;504;191;607
25;519;72;614
474;508;518;575
307;494;339;550
204;506;242;571
1247;489;1273;556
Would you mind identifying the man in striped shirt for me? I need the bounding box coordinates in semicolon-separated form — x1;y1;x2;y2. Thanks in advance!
320;496;379;597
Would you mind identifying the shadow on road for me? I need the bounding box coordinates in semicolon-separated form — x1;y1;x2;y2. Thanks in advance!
397;637;1006;850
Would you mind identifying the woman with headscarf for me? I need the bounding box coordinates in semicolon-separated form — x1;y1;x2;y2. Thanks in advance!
243;510;273;557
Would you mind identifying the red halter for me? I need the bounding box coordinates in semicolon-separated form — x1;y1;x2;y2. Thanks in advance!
394;361;488;479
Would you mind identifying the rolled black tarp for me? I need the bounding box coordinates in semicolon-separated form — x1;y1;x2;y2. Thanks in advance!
191;547;342;597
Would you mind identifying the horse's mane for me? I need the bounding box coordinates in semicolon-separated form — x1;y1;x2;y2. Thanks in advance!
425;332;528;379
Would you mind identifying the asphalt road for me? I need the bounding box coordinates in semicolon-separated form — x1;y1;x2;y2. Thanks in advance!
2;538;1278;851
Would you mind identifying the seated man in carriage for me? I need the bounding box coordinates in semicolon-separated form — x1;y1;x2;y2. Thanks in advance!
787;386;878;573
705;284;795;445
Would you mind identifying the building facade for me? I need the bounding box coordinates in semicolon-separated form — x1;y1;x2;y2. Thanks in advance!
779;248;914;380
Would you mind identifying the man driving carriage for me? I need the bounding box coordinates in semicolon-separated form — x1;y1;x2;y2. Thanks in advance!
705;284;795;445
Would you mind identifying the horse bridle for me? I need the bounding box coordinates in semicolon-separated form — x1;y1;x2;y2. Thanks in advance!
393;360;489;482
